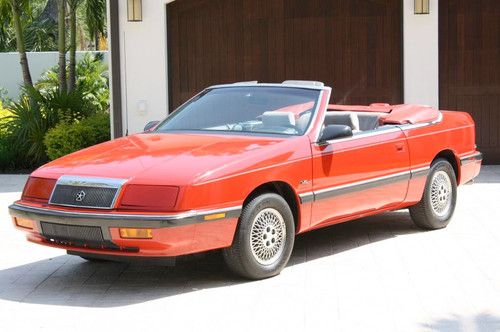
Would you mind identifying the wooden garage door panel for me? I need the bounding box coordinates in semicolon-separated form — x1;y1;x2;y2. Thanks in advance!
167;0;402;109
440;0;500;163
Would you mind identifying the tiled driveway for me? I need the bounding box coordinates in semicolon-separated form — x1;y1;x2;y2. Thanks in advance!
1;168;499;332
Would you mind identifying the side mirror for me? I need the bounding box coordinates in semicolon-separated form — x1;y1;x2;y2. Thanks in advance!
318;125;353;144
143;121;160;132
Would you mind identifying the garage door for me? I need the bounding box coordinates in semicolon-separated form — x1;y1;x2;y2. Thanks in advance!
167;0;402;109
440;0;500;164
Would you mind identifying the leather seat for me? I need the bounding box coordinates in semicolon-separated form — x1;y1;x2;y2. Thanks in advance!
260;111;298;134
324;112;360;132
356;113;381;131
262;112;296;127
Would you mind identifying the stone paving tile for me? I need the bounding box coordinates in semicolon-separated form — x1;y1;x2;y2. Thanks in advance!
0;169;500;331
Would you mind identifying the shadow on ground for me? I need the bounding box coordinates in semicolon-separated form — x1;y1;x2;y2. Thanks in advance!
0;211;420;308
474;166;500;184
421;312;500;332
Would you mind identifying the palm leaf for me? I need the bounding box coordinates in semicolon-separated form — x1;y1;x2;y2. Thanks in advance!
85;0;105;35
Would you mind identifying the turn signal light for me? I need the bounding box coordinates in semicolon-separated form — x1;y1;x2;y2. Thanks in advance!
119;228;153;239
14;217;34;230
203;213;226;221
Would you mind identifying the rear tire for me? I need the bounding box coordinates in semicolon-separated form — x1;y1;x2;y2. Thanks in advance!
223;193;295;280
409;159;457;230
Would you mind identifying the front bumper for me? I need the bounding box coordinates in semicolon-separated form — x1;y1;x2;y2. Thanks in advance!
9;203;241;257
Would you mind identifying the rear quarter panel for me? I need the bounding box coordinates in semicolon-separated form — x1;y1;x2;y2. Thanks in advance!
403;111;477;204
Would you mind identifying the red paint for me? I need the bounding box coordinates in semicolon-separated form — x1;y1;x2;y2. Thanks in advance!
11;86;481;259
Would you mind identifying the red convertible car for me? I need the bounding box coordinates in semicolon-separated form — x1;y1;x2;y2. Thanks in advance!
9;81;482;279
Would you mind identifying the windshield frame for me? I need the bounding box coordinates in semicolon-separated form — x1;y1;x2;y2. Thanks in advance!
153;85;325;137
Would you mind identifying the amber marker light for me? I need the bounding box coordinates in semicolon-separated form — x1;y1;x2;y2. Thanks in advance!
14;217;34;230
119;228;153;239
203;213;226;221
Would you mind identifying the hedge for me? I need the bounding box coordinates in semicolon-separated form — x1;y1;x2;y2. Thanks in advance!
0;103;16;171
44;112;111;160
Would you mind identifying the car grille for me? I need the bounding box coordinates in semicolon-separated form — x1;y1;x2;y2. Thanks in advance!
41;221;104;243
50;185;118;209
40;222;122;250
48;176;126;209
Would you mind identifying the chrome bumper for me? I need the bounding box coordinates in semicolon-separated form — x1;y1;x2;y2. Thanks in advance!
460;152;483;166
9;203;242;230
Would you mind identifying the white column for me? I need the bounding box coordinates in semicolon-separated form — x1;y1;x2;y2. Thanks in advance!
117;0;174;135
403;0;439;108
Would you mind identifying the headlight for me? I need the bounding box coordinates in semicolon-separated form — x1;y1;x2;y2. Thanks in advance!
118;185;179;212
22;177;57;203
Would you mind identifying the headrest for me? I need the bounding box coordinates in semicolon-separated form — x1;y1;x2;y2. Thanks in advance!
324;112;359;131
262;112;296;127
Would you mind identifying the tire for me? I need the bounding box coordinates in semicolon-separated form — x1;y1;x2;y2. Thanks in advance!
409;159;457;230
223;193;295;280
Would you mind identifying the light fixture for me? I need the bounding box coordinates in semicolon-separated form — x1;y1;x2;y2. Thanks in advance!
127;0;143;22
415;0;430;15
119;228;153;239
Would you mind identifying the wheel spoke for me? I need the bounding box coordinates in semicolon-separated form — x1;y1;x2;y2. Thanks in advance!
249;208;287;265
430;171;452;217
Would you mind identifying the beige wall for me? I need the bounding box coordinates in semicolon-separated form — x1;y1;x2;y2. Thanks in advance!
112;0;174;136
403;0;439;108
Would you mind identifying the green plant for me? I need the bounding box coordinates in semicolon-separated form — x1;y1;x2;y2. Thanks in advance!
26;85;94;123
1;96;59;166
76;53;109;112
37;53;109;113
0;102;16;170
84;0;106;50
24;17;57;51
0;134;19;171
0;87;10;104
44;111;110;160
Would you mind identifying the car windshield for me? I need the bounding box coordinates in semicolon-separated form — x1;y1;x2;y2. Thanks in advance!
155;86;321;136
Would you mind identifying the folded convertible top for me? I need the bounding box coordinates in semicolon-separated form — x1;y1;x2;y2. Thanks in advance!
328;103;441;125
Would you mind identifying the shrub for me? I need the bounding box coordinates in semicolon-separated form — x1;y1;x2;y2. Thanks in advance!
0;54;109;170
0;103;16;171
37;53;109;113
44;112;110;160
26;85;95;123
1;96;60;166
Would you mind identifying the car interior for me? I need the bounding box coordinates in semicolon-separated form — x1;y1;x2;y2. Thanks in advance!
199;100;441;137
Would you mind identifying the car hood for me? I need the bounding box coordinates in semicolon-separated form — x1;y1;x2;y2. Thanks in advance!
33;132;304;186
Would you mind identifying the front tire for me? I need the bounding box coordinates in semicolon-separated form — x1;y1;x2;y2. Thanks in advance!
409;159;457;230
223;193;295;280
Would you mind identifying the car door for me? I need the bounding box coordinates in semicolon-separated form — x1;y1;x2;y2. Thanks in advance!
310;127;410;229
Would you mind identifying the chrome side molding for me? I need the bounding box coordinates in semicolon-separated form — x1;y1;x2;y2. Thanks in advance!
298;166;430;204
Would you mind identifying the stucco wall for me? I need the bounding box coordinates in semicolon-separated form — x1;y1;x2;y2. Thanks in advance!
0;51;108;99
403;0;439;108
115;0;174;135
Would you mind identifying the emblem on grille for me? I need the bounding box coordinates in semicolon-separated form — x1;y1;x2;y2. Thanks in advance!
75;191;86;202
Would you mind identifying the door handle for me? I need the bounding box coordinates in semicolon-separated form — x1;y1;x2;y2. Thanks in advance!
395;143;405;151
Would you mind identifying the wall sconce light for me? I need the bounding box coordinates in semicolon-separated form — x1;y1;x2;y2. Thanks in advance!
415;0;430;15
127;0;142;22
